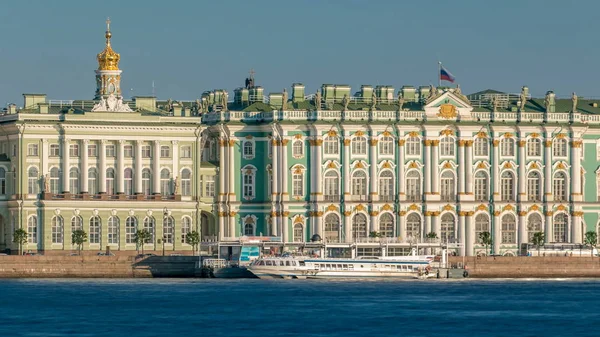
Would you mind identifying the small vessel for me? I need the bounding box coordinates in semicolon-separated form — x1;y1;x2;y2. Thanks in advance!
247;253;436;280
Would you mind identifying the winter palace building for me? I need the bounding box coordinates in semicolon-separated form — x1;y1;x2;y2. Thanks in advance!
2;23;600;256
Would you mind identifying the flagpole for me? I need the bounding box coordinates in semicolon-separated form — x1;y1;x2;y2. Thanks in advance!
438;61;442;87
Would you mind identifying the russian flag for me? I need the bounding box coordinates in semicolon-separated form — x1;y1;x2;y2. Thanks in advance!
440;66;455;83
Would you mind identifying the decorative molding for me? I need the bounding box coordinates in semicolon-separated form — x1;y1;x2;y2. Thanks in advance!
355;204;366;212
476;204;487;211
408;131;419;137
369;211;379;216
492;140;500;147
476;131;487;138
369;139;378;146
408;204;419;211
442;204;453;211
440;129;454;136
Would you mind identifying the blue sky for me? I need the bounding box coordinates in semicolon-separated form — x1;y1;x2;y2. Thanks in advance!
0;0;597;105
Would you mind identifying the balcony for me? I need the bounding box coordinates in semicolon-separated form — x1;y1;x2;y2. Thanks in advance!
41;193;181;201
406;195;422;202
349;195;369;202
377;195;395;202
441;195;456;202
324;194;341;202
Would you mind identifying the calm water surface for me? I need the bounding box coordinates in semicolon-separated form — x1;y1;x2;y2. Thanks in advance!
0;278;599;337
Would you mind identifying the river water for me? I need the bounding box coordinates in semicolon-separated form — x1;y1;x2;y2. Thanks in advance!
0;278;598;337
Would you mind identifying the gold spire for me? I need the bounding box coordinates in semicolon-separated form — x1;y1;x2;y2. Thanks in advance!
97;17;120;71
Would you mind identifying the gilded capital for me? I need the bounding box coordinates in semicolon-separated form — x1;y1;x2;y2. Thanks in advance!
544;211;554;216
458;140;466;147
281;139;289;146
315;139;323;146
431;140;440;146
398;139;406;146
571;140;583;148
544;140;552;147
466;211;475;216
424;140;432;146
458;211;467;216
465;140;473;147
228;139;235;147
398;211;407;216
343;211;352;216
492;140;500;147
493;211;501;216
228;211;237;217
343;139;351;146
369;139;378;146
518;211;528;216
518;140;526;147
369;211;379;216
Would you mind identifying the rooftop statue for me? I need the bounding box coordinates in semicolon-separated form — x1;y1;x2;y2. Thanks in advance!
282;89;288;110
428;84;436;101
397;94;405;111
166;99;174;112
544;92;551;112
342;94;349;111
371;93;377;110
491;95;498;112
572;92;578;112
91;94;133;112
194;99;201;114
315;90;321;110
519;87;527;112
455;84;462;95
221;93;228;112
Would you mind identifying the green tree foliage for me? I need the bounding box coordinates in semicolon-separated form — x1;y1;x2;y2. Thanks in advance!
134;229;152;254
13;228;28;255
479;231;492;255
71;229;88;255
185;231;201;255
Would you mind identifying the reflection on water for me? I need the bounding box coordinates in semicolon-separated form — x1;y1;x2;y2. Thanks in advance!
1;278;599;337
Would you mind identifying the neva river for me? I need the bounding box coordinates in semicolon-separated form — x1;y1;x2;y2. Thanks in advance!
1;279;599;337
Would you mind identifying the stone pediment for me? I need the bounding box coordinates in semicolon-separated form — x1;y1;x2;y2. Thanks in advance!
424;91;473;121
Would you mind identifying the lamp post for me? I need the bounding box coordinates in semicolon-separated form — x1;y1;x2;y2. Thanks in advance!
163;207;168;256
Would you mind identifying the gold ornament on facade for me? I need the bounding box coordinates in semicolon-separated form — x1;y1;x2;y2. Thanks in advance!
282;211;290;217
424;211;432;216
518;140;526;147
458;140;466;147
271;139;280;146
424;139;432;146
545;211;554;216
503;162;513;169
408;204;419;211
355;162;365;169
477;204;487;211
571;211;584;217
465;140;473;147
530;132;540;138
97;18;120;71
293;215;303;223
477;162;486;169
571;140;583;148
409;131;419;137
218;211;228;217
544;140;552;147
228;139;236;146
443;204;453;211
440;129;454;136
398;211;407;216
293;166;303;174
294;134;303;139
530;162;539;169
409;161;418;169
327;161;336;169
518;211;528;216
327;130;337;137
466;211;475;216
382;131;391;137
219;139;227;146
343;139;351;146
343;211;352;216
556;133;566;139
476;131;487;138
432;211;440;216
369;139;378;146
492;140;500;147
315;139;323;146
503;204;514;211
281;139;289;146
316;211;323;217
369;211;379;216
382;204;392;211
229;211;237;217
398;139;406;146
556;162;566;170
493;211;501;216
431;140;440;146
270;211;277;217
556;204;566;211
503;132;513;138
530;205;540;212
443;162;452;169
355;204;366;212
382;161;391;169
354;131;365;137
437;104;457;119
245;135;253;139
326;204;338;212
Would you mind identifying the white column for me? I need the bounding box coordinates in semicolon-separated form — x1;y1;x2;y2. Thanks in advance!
315;139;323;199
117;140;125;194
281;211;288;243
219;139;227;200
229;212;236;238
228;140;235;201
465;212;474;257
431;141;439;194
572;212;582;244
458;141;465;196
218;209;225;240
344;213;352;243
518;139;526;201
424;141;431;195
369;139;378;200
465;141;473;194
343;138;350;197
135;140;142;194
432;212;440;238
281;139;289;198
81;139;89;193
62;138;70;193
315;213;323;238
370;212;379;232
41;139;49;176
153;140;161;194
172;140;179;177
99;140;106;194
571;140;582;201
425;212;432;236
458;212;466;256
545;212;553;243
309;140;316;201
518;212;527;247
270;210;277;236
398;212;406;240
493;212;501;254
271;139;279;201
544;137;553;202
492;139;500;200
398;139;405;199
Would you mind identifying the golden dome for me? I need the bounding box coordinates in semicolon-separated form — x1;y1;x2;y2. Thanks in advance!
97;18;120;71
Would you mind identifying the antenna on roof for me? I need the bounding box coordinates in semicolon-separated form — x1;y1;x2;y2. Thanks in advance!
152;80;156;97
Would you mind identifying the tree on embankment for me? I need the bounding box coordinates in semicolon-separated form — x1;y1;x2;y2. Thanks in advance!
185;231;200;255
479;231;492;256
72;229;88;256
13;228;28;255
134;229;152;254
531;232;545;256
584;231;598;257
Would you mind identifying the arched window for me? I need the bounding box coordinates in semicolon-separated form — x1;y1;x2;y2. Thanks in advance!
71;216;83;232
292;140;304;158
69;167;79;194
293;223;304;242
554;213;568;243
142;168;152;195
406;136;420;156
324;136;339;155
501;171;515;201
379;136;394;156
379;213;394;238
181;217;192;244
474;138;488;157
351;171;367;200
89;216;101;245
50;167;61;194
352;136;367;155
181;169;191;196
406;213;421;239
244;222;254;236
501;214;516;244
124;168;133;195
527;214;543;242
352;213;367;239
143;217;155;242
553;138;567;157
163;216;174;244
243;141;254;158
440;137;454;156
324;213;340;242
527;138;541;156
108;216;119;245
406;170;421;201
88;168;98;195
441;213;456;242
27;216;37;244
553;171;567;201
440;171;455;201
0;167;6;194
528;171;541;201
160;169;171;196
106;168;115;195
292;168;304;198
500;138;515;157
474;171;488;202
28;166;39;195
378;170;394;201
51;216;63;244
475;213;490;241
324;170;340;201
125;216;137;244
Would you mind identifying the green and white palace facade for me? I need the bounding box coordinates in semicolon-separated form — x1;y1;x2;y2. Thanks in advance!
2;24;600;256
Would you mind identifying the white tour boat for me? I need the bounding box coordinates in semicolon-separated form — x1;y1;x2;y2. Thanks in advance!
247;253;436;279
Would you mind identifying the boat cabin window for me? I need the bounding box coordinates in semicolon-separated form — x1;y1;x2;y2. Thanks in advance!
337;264;342;270
299;261;305;266
266;261;273;266
342;264;348;270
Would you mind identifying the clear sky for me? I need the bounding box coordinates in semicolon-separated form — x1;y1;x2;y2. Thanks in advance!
0;0;598;106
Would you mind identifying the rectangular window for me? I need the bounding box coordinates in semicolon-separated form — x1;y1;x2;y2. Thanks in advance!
161;146;171;158
142;145;151;158
88;144;98;157
12;144;17;157
204;175;215;197
50;144;60;157
106;144;116;157
27;144;39;157
69;144;79;157
243;173;254;198
292;173;303;197
124;145;133;158
181;146;192;158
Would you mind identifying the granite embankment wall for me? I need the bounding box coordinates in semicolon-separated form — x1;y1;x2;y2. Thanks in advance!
0;256;199;278
449;256;600;278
